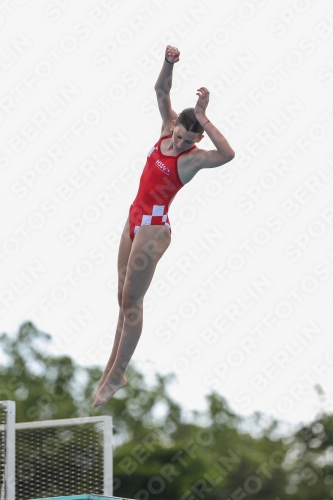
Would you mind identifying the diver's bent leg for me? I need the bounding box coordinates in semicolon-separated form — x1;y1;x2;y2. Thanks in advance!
93;224;170;407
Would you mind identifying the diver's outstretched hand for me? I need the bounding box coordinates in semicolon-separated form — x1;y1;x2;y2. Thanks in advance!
194;87;210;116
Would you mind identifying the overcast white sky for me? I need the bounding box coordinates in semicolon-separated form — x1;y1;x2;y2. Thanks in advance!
1;0;333;434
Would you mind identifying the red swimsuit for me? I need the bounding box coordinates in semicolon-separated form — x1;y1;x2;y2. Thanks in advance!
129;134;197;241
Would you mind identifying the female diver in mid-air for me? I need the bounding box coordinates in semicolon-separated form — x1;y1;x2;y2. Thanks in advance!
93;44;235;408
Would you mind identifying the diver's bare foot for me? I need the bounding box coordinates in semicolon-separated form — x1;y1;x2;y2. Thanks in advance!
94;368;115;399
94;378;106;400
93;376;127;408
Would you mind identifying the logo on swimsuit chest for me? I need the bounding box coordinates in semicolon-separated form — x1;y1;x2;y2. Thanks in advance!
155;159;170;175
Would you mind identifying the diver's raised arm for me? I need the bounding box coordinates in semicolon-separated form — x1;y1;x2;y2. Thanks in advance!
154;45;180;93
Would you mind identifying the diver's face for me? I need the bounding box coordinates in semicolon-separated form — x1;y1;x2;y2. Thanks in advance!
171;123;202;152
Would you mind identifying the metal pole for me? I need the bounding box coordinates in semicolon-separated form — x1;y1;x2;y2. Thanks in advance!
4;401;15;500
102;417;113;496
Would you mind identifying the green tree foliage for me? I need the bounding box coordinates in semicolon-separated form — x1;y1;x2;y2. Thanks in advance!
282;385;333;499
0;321;331;499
